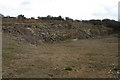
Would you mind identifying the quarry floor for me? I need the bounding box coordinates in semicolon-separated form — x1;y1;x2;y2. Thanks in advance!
2;35;119;78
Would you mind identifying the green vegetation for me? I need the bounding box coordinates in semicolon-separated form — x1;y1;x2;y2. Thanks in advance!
3;53;15;58
3;46;24;54
64;67;73;71
88;61;104;70
17;14;26;19
61;44;79;47
41;52;53;54
5;47;15;50
85;52;98;56
48;73;54;77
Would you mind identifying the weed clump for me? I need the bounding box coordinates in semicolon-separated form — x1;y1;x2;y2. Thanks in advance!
64;67;73;71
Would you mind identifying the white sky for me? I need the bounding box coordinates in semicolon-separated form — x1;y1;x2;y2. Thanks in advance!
0;0;119;20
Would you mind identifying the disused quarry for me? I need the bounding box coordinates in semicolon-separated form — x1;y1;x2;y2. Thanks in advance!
2;18;119;78
2;18;113;44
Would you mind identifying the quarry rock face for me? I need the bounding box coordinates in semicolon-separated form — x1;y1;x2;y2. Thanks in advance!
2;19;113;44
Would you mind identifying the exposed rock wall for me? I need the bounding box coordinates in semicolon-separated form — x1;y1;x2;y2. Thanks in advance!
2;19;113;44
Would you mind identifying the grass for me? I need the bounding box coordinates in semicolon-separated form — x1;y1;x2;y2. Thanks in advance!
5;47;15;50
88;61;105;70
8;42;20;47
85;52;98;56
88;61;99;69
3;53;15;58
88;61;118;71
41;52;53;54
38;41;79;48
3;46;24;54
61;44;79;47
3;40;27;54
3;35;118;78
102;38;118;43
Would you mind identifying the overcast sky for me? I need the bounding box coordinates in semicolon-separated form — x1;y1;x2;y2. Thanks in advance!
0;0;119;20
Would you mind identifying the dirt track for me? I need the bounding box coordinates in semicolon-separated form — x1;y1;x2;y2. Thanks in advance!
3;35;118;78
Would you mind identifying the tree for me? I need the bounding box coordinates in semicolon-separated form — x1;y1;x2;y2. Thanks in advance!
65;17;73;20
6;15;10;18
37;16;41;19
31;17;35;19
58;15;62;19
17;14;26;19
58;15;64;20
47;15;52;18
0;13;4;18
